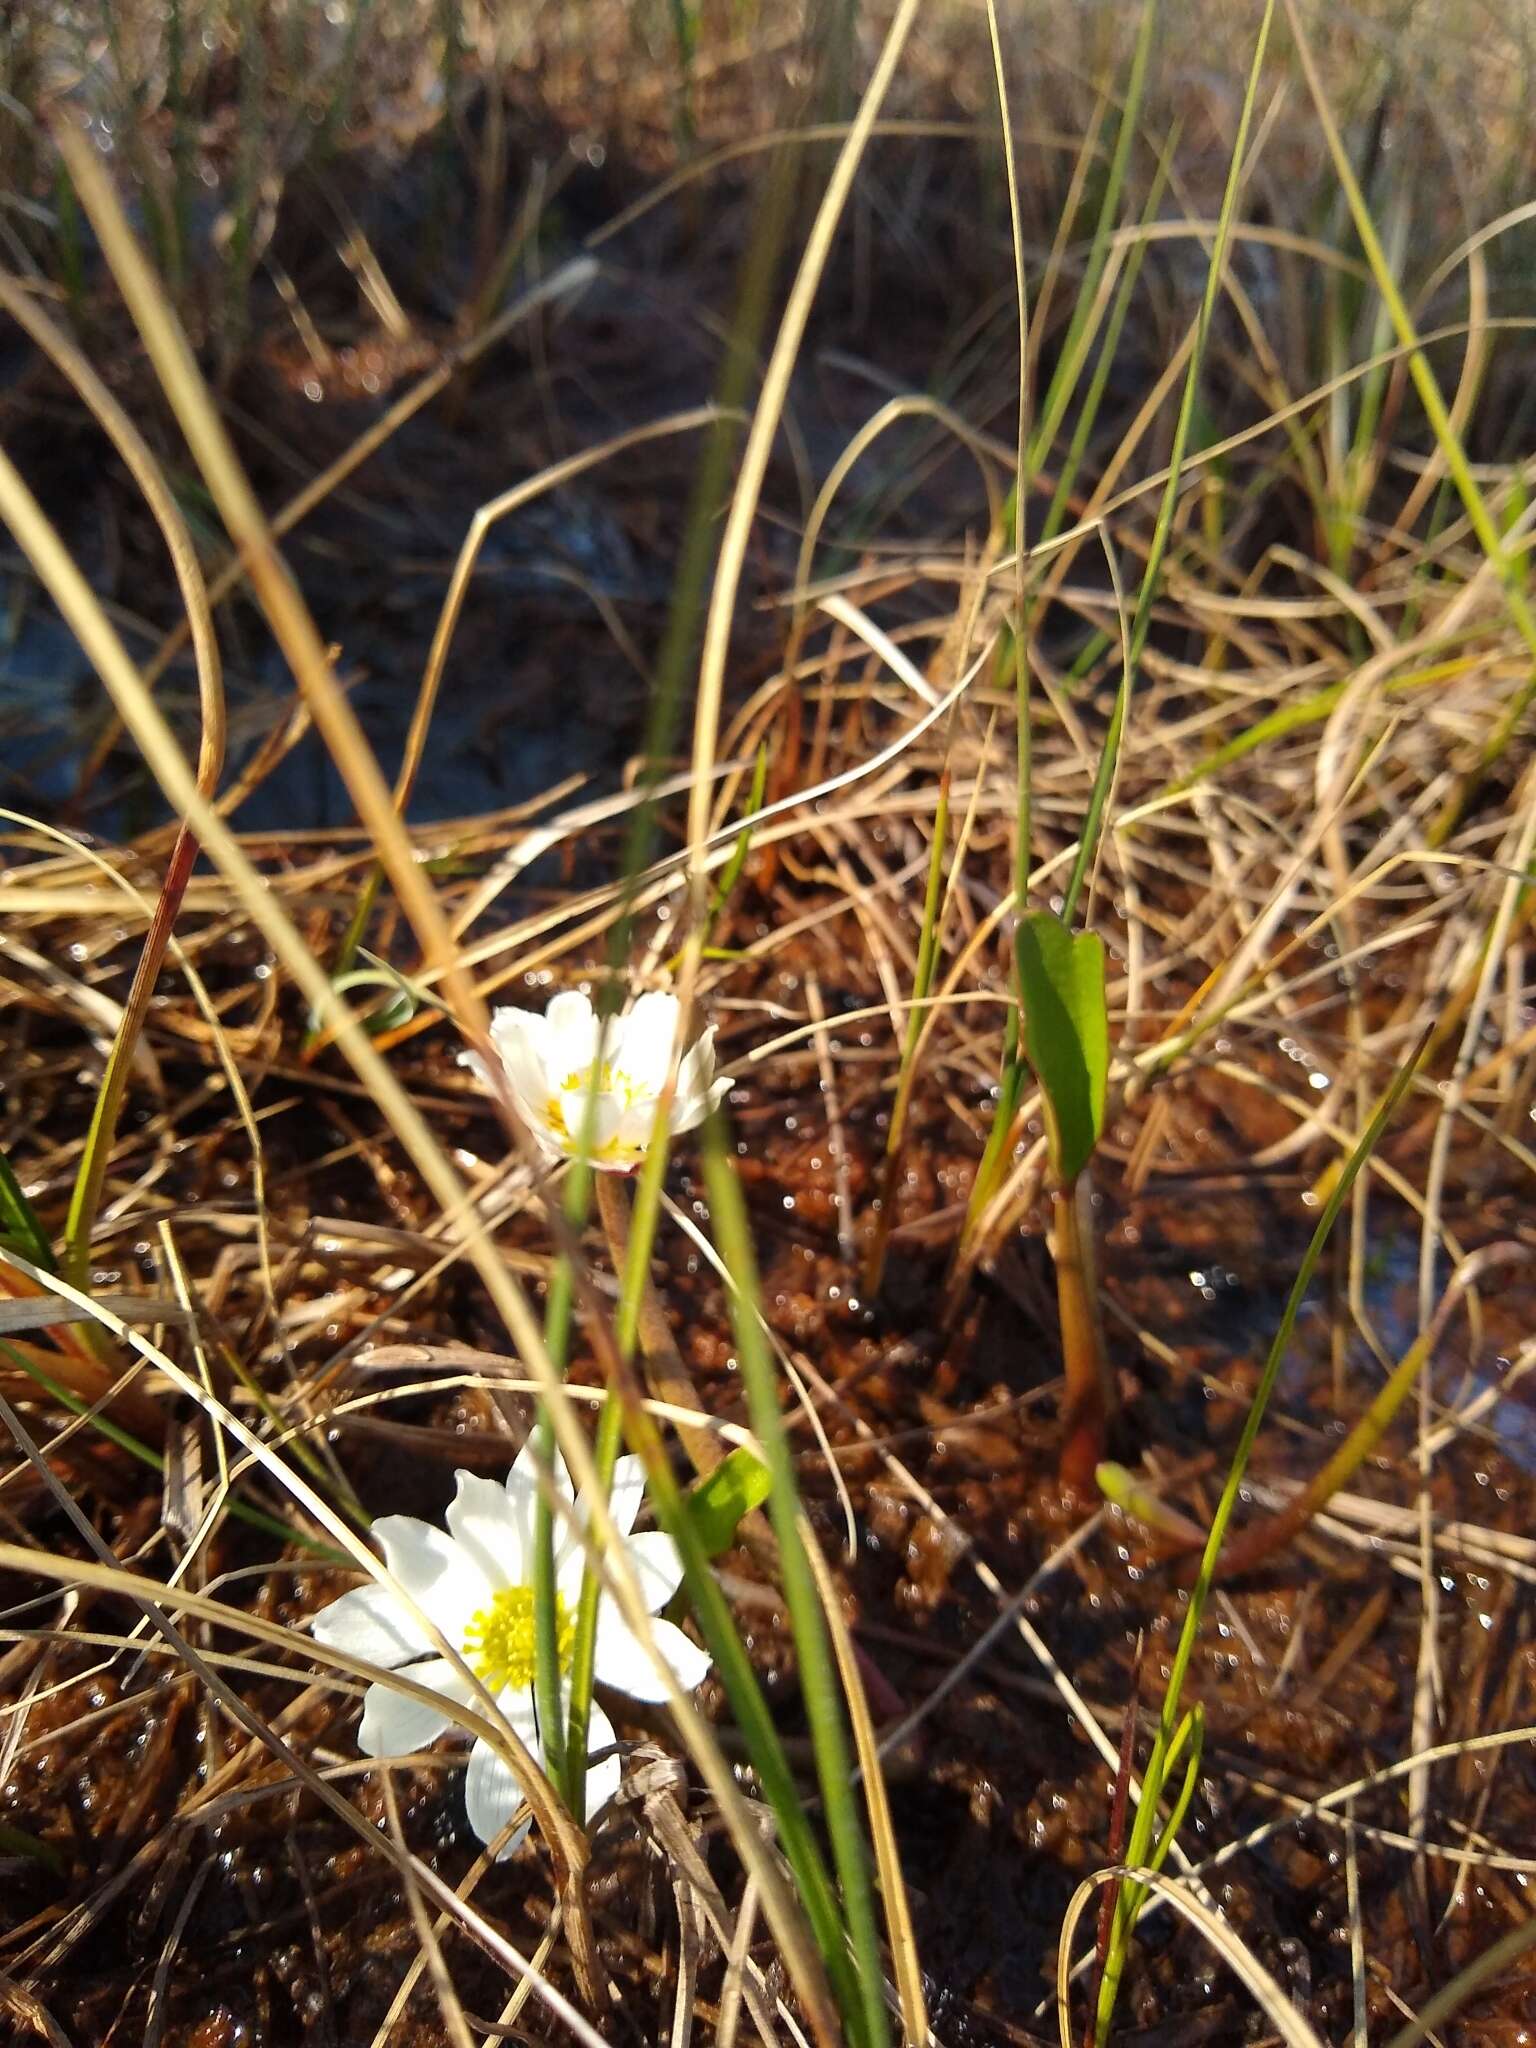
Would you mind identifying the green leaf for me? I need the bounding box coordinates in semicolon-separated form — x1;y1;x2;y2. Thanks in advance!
304;952;434;1037
0;1816;62;1873
0;1148;53;1272
683;1446;772;1557
1014;913;1107;1183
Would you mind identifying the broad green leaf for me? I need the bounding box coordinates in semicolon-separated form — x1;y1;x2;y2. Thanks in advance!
684;1445;772;1558
0;1148;53;1271
1014;913;1107;1183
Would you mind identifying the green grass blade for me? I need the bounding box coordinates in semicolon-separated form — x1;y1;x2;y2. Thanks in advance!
1027;0;1160;475
1284;0;1536;824
1062;0;1277;927
704;1121;890;2048
0;1149;53;1271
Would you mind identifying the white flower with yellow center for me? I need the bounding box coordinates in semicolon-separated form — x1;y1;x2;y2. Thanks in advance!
468;989;732;1173
312;1443;710;1857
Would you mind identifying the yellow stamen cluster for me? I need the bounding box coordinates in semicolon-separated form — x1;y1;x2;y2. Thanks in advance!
462;1585;574;1693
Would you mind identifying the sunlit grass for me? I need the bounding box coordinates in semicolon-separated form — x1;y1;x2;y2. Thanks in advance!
0;1;1534;2042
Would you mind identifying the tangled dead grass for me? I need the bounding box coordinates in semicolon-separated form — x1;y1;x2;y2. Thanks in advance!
2;2;1536;2044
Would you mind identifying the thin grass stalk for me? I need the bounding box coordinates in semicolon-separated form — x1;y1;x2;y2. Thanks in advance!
1051;1175;1112;1496
613;138;801;951
1282;0;1536;826
0;1150;53;1272
563;1085;682;1817
1064;1865;1328;2048
864;765;950;1298
681;0;924;1003
532;1135;601;1804
1026;0;1159;475
1092;1027;1427;2044
703;1120;890;2048
1061;0;1276;927
1034;141;1178;561
988;0;1035;1262
960;8;1158;1252
803;1517;927;2048
1027;90;1109;396
561;1263;850;2038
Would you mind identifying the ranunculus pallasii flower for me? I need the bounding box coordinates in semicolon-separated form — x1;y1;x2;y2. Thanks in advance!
466;989;731;1173
312;1443;710;1856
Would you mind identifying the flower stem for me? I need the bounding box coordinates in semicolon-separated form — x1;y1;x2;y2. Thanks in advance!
562;1376;626;1821
562;1113;677;1818
534;1145;598;1800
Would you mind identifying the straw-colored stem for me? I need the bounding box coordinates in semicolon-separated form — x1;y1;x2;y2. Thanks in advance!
864;767;950;1300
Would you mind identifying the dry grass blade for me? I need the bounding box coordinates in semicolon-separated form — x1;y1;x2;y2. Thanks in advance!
4;11;1536;2042
682;0;926;950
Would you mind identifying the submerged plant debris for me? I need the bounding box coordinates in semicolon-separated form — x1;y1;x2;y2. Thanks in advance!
2;4;1536;2045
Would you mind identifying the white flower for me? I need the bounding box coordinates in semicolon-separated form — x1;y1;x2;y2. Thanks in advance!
312;1442;711;1857
467;989;731;1173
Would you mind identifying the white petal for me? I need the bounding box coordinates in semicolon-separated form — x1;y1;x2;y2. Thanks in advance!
553;1452;649;1596
446;1470;527;1591
670;1043;731;1138
558;1525;683;1610
486;1007;551;1109
624;1529;686;1613
544;991;599;1076
605;1090;663;1161
575;1698;622;1824
669;1071;732;1136
464;1735;534;1859
311;1581;430;1669
357;1656;473;1756
373;1515;487;1643
593;1611;711;1704
507;1437;577;1558
613;991;680;1094
559;1082;626;1162
674;1024;717;1108
605;1456;648;1542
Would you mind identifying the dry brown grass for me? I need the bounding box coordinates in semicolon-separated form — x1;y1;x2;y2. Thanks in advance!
1;3;1535;2043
